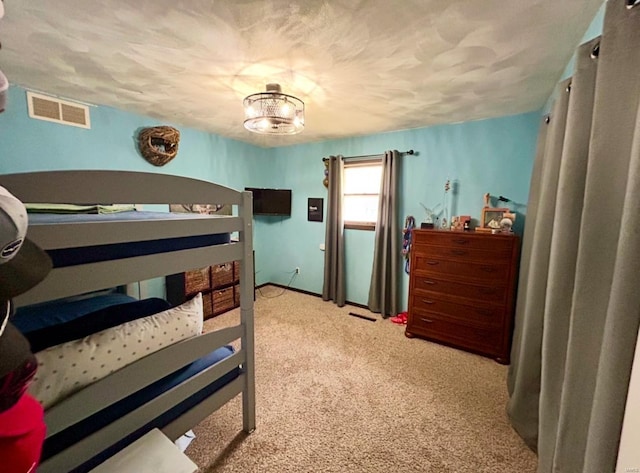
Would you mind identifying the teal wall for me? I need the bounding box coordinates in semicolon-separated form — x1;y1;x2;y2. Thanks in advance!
264;112;540;308
0;86;269;188
0;85;540;309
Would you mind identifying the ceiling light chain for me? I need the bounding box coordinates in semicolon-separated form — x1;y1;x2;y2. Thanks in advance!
243;83;305;135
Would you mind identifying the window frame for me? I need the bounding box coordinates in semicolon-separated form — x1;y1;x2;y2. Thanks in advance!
342;159;382;231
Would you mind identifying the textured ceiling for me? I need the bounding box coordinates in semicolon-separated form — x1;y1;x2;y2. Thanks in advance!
0;0;603;148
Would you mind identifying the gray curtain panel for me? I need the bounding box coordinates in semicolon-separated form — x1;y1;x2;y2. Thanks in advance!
507;113;549;405
368;150;400;317
508;2;640;472
508;77;572;451
322;156;346;306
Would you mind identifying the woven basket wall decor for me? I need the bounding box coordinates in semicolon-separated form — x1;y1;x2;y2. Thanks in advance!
137;126;180;166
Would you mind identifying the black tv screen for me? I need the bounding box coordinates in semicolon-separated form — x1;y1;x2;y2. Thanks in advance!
245;188;292;216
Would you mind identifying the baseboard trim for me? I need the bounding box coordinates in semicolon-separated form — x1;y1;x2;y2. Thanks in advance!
257;282;370;310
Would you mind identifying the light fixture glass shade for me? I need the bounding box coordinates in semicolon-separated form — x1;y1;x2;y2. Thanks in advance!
243;83;305;135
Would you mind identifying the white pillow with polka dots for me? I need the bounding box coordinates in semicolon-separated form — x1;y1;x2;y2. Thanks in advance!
29;293;203;409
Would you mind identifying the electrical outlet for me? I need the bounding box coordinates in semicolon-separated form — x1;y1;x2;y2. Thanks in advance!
295;267;300;274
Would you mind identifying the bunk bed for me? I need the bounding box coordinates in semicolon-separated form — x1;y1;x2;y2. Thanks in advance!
0;170;255;473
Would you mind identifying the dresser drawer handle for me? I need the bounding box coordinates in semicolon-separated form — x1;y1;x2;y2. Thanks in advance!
421;299;435;305
453;238;469;245
426;260;439;266
419;317;434;323
475;308;494;316
478;287;497;295
481;266;496;273
423;279;436;285
451;249;467;256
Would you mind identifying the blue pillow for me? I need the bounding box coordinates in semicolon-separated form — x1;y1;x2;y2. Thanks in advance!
23;298;172;353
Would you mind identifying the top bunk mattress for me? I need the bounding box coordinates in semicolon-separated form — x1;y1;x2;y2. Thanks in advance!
28;210;226;224
28;211;231;268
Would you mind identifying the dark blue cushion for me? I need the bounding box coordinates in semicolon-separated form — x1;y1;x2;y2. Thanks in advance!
13;293;137;333
47;234;230;268
21;298;172;353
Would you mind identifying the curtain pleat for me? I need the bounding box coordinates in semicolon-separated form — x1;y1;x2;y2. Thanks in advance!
508;113;549;402
508;80;571;451
368;150;400;317
508;2;640;472
322;156;346;306
584;101;640;472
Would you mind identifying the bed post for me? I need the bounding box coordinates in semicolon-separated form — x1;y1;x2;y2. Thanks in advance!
240;191;256;433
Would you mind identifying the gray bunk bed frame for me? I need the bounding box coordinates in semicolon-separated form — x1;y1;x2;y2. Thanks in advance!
0;170;256;473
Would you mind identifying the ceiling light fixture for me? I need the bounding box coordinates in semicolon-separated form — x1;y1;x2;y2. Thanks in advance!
243;83;305;135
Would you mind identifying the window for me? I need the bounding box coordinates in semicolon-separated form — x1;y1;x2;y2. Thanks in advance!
343;161;382;230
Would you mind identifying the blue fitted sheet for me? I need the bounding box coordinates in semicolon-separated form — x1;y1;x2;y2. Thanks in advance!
28;211;231;268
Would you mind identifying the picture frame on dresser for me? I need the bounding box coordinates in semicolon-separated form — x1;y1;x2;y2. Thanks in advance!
481;207;509;229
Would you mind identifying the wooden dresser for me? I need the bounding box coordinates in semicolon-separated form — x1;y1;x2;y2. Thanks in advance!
166;261;240;320
405;230;519;363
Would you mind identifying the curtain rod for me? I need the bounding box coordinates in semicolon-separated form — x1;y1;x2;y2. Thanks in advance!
322;150;414;163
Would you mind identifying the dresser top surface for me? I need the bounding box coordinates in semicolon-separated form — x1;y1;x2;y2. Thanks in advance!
413;229;519;240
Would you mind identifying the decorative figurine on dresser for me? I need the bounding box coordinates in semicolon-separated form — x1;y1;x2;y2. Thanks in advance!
405;229;520;364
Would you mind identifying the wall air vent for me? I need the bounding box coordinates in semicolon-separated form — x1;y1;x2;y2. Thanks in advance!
26;91;91;129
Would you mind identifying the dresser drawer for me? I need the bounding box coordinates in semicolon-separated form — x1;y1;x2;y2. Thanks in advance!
414;255;511;281
184;267;210;295
413;230;515;252
408;315;503;354
411;293;504;327
413;275;507;304
412;243;513;262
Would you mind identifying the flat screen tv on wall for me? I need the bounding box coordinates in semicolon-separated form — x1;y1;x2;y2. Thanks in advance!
245;188;292;216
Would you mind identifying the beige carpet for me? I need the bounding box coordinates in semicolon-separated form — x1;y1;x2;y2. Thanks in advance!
186;285;538;473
